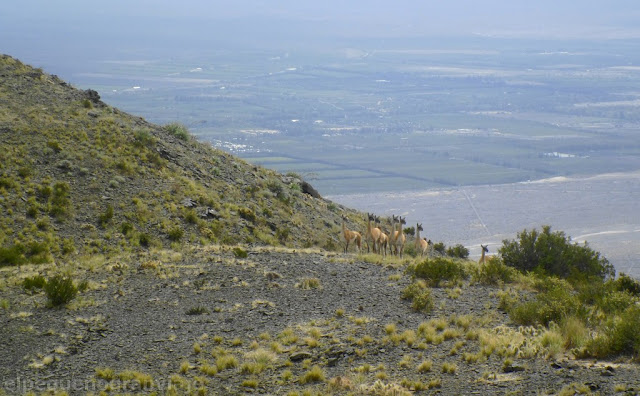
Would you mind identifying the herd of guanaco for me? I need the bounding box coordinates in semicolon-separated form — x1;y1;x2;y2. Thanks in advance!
341;212;433;258
341;213;492;262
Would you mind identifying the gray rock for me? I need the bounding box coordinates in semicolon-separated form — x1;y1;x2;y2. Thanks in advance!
289;351;313;362
182;198;197;208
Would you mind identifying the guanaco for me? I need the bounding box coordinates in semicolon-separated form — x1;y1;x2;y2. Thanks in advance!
341;215;362;253
375;216;388;257
390;215;399;255
397;216;407;258
415;223;431;257
479;244;490;264
364;213;382;254
390;215;407;257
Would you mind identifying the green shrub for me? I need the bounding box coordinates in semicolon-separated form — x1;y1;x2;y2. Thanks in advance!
432;242;446;255
115;159;134;175
165;122;190;141
61;238;76;255
0;176;17;190
324;238;338;252
473;257;516;285
0;244;25;267
402;279;427;300
98;204;114;228
597;291;638;314
509;278;579;326
276;227;289;243
575;277;609;306
561;316;589;349
133;129;156;148
120;222;134;236
614;273;640;296
23;275;47;291
586;305;640;359
402;243;418;258
499;226;615;280
409;257;468;287
26;203;39;218
233;247;248;259
139;233;151;247
46;140;62;153
183;209;198;224
266;181;284;196
238;207;257;223
402;280;434;312
299;365;325;384
167;227;184;242
45;275;78;307
49;181;71;220
18;166;32;178
37;184;52;200
77;280;89;292
25;241;52;264
36;218;50;230
297;278;321;289
446;244;469;259
186;306;209;315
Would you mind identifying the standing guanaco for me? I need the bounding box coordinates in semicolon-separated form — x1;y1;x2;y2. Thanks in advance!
415;223;431;257
479;244;490;264
390;215;407;257
341;215;362;253
364;213;382;254
375;216;388;257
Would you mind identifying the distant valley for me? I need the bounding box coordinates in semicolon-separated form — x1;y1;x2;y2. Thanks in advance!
329;171;640;277
15;35;640;275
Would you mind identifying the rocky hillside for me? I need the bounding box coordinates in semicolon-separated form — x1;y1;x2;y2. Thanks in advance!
0;54;363;264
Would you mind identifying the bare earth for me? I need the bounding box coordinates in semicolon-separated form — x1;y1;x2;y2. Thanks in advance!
1;246;639;395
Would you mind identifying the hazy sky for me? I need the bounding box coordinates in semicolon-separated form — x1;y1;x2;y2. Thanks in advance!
2;0;639;39
2;0;639;72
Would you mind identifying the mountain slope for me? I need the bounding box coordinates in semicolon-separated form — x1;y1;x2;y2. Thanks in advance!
2;54;640;396
0;54;362;264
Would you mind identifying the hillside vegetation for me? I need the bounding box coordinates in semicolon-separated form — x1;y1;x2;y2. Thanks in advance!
0;54;360;265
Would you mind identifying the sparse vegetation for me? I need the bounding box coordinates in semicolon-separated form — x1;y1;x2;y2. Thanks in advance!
44;275;78;307
167;226;184;242
402;280;434;312
215;354;238;371
0;244;26;266
98;204;114;228
586;305;640;359
232;247;248;258
165;122;190;140
441;362;457;374
23;275;47;292
417;359;433;373
408;257;468;287
296;277;321;289
299;365;326;384
472;256;516;285
186;306;209;315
